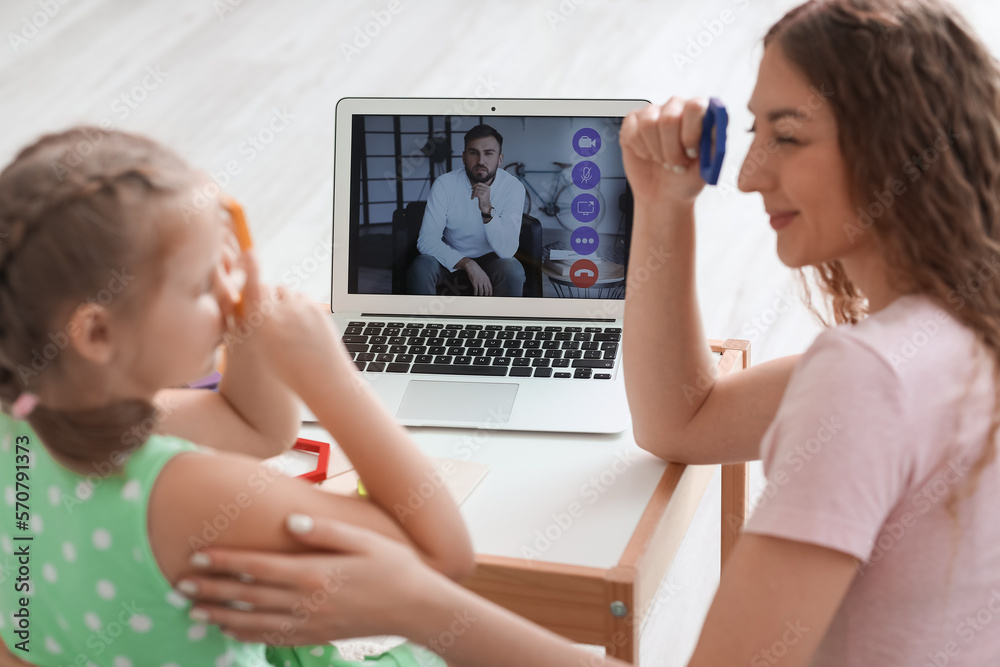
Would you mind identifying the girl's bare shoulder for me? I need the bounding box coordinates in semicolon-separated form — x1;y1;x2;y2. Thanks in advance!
146;448;405;583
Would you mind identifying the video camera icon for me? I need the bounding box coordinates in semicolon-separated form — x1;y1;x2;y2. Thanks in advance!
573;128;601;157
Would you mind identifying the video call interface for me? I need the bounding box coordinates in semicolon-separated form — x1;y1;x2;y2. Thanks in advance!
347;114;632;299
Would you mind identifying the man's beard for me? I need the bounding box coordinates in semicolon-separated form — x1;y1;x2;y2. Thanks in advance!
466;165;496;184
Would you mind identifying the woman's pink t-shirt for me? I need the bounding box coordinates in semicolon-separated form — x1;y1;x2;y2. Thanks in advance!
744;293;1000;666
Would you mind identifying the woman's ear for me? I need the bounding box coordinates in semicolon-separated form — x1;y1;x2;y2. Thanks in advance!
66;302;116;365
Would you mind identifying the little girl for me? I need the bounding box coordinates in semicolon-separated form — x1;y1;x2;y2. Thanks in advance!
0;127;473;666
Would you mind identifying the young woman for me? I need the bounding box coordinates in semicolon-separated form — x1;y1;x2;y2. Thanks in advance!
161;0;1000;665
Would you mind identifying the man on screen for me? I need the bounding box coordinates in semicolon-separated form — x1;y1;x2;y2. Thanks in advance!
407;124;527;296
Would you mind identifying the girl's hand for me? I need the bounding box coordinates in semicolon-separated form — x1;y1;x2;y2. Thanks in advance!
214;210;353;395
620;97;710;206
223;256;352;391
180;515;446;645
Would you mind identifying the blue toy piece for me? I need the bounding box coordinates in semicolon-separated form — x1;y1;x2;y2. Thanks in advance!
699;97;728;185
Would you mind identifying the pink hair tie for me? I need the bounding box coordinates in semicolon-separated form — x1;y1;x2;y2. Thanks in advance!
11;392;38;419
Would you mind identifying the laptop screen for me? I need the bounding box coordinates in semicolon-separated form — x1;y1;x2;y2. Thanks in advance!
345;114;633;301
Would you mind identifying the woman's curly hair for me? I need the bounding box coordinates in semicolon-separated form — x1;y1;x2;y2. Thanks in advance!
766;0;1000;513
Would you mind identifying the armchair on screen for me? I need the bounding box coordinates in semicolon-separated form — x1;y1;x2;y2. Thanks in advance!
390;200;543;297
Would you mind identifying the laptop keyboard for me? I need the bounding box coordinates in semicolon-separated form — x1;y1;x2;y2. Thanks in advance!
341;321;621;379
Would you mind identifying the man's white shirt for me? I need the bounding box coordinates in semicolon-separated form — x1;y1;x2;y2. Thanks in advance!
416;167;527;270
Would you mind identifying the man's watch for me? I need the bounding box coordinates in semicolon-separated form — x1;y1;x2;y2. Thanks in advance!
482;206;496;220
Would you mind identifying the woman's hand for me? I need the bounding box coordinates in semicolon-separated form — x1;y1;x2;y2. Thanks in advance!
178;514;447;646
620;96;711;206
180;515;632;667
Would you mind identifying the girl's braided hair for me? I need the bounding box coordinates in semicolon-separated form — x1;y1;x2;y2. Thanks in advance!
0;126;201;472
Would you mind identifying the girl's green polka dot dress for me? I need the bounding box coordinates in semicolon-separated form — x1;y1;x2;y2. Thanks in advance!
0;413;442;666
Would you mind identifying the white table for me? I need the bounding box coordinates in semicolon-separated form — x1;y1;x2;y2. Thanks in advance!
292;340;749;663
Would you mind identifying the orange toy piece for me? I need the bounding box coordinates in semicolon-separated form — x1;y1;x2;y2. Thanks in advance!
225;198;254;252
223;198;253;318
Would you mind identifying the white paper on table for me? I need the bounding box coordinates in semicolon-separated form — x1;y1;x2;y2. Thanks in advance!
319;457;490;506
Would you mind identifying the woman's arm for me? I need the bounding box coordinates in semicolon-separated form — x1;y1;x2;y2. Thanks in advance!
652;354;802;464
179;516;631;666
180;517;856;667
687;534;857;666
620;99;799;465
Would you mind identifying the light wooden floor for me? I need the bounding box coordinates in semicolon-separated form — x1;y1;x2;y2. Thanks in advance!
4;0;998;664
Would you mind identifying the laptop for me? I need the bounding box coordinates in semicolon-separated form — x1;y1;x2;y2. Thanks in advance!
318;97;648;434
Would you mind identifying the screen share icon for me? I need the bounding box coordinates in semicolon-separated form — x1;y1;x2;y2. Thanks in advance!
571;193;600;223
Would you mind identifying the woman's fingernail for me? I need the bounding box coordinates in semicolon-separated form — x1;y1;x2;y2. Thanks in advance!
287;514;314;535
190;608;210;622
662;162;673;170
672;165;688;174
190;552;212;568
686;147;698;159
177;580;198;596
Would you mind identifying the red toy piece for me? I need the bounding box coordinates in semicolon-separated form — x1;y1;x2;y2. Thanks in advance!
291;437;331;483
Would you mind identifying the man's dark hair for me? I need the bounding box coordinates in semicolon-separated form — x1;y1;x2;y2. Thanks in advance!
464;124;503;151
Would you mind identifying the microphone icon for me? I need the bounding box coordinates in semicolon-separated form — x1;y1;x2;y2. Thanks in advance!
573;160;600;190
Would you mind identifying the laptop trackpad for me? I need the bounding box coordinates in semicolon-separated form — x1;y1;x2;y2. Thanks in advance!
396;381;516;424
